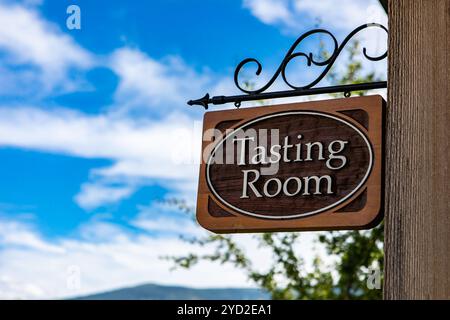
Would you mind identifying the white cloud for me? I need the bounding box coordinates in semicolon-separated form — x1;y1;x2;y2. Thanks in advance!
76;220;132;242
131;202;202;237
0;219;64;254
0;106;199;168
243;0;294;25
241;0;388;87
0;4;227;210
0;106;202;209
133;216;199;236
0;276;46;300
0;216;325;299
109;48;212;114
0;216;324;299
244;0;387;32
0;2;339;300
294;0;387;30
75;183;136;211
0;3;93;94
0;218;248;299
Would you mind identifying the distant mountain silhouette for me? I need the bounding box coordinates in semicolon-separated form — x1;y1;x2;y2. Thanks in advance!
74;283;269;300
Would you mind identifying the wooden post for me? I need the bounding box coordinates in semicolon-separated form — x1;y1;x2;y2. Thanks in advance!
384;0;450;299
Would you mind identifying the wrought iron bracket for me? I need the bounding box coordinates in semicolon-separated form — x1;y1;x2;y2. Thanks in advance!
188;23;387;109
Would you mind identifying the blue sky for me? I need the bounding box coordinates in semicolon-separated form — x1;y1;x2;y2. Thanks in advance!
0;0;386;299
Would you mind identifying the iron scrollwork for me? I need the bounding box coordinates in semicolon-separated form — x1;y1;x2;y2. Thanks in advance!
188;23;388;109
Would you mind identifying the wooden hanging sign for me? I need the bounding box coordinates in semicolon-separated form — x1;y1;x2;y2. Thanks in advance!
196;95;385;233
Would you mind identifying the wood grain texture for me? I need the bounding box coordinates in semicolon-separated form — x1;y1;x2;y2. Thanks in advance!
197;96;385;233
384;0;450;299
209;113;371;217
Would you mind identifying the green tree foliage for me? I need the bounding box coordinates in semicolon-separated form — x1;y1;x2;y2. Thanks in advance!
165;42;384;300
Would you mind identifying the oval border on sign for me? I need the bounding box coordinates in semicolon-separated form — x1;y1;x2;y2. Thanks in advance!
206;111;374;220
